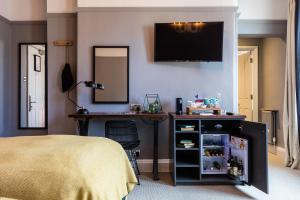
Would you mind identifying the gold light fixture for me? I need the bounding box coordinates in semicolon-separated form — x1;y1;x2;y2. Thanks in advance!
172;22;205;33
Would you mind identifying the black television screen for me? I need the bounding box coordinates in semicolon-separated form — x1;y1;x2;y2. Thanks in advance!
154;22;224;62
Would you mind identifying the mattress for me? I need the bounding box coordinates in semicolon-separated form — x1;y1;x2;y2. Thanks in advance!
0;135;137;200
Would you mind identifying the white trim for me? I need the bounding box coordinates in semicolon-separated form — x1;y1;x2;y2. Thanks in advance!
77;0;239;8
77;7;238;12
233;12;239;113
268;144;285;158
137;159;172;172
276;146;285;159
238;46;259;122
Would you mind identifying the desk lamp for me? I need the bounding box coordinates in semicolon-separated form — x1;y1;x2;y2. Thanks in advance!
68;81;104;114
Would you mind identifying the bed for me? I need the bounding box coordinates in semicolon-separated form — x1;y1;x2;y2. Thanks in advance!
0;135;137;200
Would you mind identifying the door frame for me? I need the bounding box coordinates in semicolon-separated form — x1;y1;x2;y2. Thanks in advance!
238;46;259;122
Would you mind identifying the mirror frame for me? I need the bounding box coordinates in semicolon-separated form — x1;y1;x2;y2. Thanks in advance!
18;43;48;129
92;46;129;104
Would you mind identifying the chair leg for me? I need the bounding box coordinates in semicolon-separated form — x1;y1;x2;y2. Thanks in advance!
133;150;141;175
129;150;140;185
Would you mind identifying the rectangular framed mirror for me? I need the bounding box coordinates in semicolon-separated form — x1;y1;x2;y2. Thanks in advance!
19;43;47;129
93;46;129;104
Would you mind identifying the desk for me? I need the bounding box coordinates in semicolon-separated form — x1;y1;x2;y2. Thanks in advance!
69;112;168;180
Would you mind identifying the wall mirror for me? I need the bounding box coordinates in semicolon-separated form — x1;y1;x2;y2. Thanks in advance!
19;43;47;129
93;46;129;104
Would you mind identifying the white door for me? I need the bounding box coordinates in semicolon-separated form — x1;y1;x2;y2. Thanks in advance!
27;45;45;127
238;51;253;121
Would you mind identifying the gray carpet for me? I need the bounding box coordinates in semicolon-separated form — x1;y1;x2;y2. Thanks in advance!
128;154;300;200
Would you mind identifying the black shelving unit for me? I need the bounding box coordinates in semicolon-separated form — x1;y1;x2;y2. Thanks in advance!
169;113;269;194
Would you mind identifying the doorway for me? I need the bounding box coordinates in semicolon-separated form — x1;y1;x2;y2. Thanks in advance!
238;46;258;122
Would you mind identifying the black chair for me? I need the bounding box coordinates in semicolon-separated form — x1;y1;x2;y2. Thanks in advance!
105;120;141;185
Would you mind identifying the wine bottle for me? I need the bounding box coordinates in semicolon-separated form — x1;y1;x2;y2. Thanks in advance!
233;157;238;176
213;161;221;170
238;159;244;176
227;156;232;173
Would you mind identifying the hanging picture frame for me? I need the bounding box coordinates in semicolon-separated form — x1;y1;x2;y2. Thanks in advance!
34;54;41;72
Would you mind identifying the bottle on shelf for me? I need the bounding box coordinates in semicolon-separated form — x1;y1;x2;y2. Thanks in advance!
204;149;224;157
213;161;221;170
232;156;239;176
238;159;244;176
228;156;244;177
227;156;233;173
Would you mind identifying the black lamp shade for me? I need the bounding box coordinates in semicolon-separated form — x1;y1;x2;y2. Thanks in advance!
67;80;104;115
84;81;104;90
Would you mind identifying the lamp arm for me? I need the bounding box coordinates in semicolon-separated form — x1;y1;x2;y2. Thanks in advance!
67;81;84;109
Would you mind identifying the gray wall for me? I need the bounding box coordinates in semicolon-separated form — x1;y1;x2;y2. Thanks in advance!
261;38;286;148
0;16;11;136
4;22;48;136
238;20;287;39
238;38;286;148
47;14;77;134
0;14;76;137
77;10;237;159
0;16;48;136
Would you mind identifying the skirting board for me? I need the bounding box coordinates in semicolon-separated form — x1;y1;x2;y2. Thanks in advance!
137;159;172;172
269;144;285;159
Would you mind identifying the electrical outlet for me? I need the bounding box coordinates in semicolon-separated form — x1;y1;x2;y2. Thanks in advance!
135;149;141;158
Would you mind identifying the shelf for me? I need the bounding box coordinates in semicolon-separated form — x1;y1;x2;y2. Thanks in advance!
176;167;200;182
176;131;199;134
176;148;199;151
176;133;199;150
177;174;200;182
201;168;228;174
176;151;199;166
176;160;200;167
202;145;225;148
201;131;230;135
231;147;247;151
200;174;241;185
176;161;200;167
175;120;200;134
176;178;200;183
202;155;225;159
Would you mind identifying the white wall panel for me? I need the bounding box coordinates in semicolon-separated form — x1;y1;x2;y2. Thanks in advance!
0;0;10;19
0;0;46;21
9;0;46;21
1;0;289;21
77;0;238;8
238;0;288;20
47;0;77;13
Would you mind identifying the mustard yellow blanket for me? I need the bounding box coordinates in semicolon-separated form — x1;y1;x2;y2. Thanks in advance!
0;135;137;200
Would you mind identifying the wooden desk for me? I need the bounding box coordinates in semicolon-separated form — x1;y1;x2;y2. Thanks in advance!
69;112;168;180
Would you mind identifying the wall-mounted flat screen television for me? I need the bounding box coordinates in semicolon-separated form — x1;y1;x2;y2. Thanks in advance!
154;22;224;62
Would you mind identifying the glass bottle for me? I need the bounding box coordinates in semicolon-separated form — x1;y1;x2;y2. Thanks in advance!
233;157;239;176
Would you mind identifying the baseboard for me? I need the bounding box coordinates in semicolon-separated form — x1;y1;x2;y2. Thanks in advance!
137;159;172;172
276;146;285;158
269;144;285;159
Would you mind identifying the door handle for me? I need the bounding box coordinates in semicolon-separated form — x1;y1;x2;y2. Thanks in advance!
29;96;37;112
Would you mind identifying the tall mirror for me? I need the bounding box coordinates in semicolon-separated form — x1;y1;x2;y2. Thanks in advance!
19;43;47;129
93;46;129;104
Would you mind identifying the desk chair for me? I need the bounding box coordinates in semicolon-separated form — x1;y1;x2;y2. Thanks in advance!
105;120;141;184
